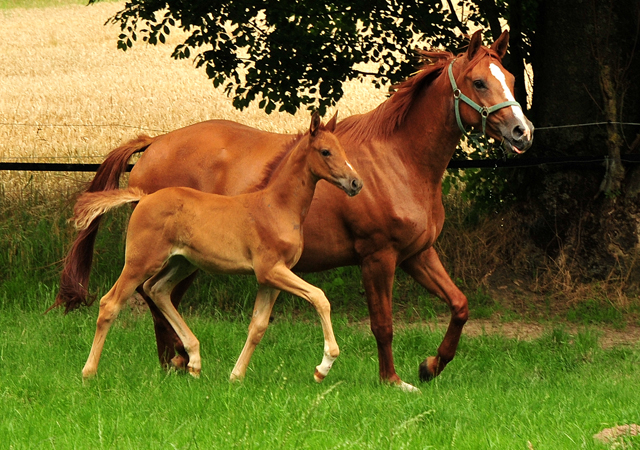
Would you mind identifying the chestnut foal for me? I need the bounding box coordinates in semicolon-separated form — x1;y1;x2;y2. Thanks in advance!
73;112;362;381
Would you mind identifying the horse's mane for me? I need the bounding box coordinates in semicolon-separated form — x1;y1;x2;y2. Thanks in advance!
249;134;303;192
336;45;502;143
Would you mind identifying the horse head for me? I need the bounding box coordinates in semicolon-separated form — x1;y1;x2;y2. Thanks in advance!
451;30;534;154
307;111;363;197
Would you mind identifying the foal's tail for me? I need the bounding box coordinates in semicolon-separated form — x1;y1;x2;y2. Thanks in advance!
47;135;156;314
72;188;146;231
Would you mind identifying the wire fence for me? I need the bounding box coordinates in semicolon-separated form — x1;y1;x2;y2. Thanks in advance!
1;121;639;172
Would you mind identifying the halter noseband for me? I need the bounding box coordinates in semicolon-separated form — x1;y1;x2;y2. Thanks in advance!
447;59;521;139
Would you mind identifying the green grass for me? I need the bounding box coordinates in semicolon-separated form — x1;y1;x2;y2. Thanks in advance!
567;297;627;329
1;198;639;448
0;305;638;449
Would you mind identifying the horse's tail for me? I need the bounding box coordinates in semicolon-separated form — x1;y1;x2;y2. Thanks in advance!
72;187;146;231
47;135;156;314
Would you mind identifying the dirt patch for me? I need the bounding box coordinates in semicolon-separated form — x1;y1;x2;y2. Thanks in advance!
431;317;640;349
593;424;640;444
356;315;640;349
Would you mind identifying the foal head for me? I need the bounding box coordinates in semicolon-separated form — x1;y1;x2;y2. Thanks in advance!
453;30;534;154
306;111;363;197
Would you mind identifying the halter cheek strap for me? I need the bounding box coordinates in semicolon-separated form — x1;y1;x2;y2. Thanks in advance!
448;60;521;138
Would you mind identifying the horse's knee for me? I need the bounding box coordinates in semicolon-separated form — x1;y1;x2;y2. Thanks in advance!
308;288;331;315
451;294;468;325
97;297;120;324
248;320;269;345
370;321;393;344
143;280;159;300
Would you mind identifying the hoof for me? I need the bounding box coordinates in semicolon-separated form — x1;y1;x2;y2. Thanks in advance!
229;372;243;383
82;365;97;379
171;354;188;371
419;356;439;382
313;368;326;383
396;380;421;393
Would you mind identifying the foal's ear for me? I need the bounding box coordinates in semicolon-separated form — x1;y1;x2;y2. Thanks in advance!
326;111;338;132
310;110;321;137
491;30;509;59
466;30;483;60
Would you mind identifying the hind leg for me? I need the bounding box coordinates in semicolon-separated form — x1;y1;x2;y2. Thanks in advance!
400;247;468;381
144;257;201;377
82;267;143;378
230;285;280;381
139;271;196;370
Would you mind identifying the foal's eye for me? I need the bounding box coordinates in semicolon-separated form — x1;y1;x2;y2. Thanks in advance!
473;80;487;90
321;149;332;157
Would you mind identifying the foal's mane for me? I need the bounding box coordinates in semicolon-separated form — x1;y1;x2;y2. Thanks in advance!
249;134;303;192
250;121;339;191
337;45;502;143
249;120;329;192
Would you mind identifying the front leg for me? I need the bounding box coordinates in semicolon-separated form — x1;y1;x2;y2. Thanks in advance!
361;252;419;392
400;246;468;381
230;285;280;381
259;264;339;383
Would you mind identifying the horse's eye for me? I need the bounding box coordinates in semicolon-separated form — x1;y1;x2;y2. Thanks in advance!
321;149;332;157
473;80;486;90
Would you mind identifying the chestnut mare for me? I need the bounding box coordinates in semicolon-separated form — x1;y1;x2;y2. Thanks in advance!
73;112;363;380
54;31;533;391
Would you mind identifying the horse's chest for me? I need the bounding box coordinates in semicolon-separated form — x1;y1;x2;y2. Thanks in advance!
354;195;443;257
390;204;439;244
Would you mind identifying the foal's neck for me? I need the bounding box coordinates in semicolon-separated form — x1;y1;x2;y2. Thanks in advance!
262;137;318;220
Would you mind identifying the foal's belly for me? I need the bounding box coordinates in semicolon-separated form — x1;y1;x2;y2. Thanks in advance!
175;247;255;277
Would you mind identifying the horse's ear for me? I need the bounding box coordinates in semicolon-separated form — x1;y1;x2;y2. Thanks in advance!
466;30;483;60
310;110;321;137
491;30;509;59
326;111;338;132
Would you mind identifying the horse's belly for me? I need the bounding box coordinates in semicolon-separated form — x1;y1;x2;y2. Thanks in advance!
177;247;254;276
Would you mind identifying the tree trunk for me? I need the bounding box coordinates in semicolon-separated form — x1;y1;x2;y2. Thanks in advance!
522;0;640;288
503;0;528;109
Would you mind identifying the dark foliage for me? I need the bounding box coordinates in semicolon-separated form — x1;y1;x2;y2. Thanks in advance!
96;0;468;114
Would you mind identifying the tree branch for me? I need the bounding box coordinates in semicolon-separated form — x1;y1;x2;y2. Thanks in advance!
446;0;469;35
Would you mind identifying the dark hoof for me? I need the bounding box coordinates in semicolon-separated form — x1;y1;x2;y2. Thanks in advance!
419;356;439;382
171;354;189;371
419;360;434;382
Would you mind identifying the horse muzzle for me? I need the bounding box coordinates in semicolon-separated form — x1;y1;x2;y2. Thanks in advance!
501;116;534;154
342;177;363;197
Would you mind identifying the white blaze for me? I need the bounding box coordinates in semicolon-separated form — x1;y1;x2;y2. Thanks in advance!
489;63;531;139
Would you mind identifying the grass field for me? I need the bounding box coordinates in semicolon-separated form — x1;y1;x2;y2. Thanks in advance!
0;300;638;449
1;2;639;448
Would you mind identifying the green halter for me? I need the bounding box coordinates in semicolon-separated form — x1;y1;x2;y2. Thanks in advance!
447;59;521;139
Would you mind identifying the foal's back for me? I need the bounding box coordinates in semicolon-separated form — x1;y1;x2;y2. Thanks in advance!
128;185;284;276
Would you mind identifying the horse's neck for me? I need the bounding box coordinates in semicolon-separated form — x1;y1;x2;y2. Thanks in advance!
262;144;317;220
393;74;462;181
339;69;461;185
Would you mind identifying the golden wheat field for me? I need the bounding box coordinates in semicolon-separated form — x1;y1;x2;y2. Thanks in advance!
1;2;388;196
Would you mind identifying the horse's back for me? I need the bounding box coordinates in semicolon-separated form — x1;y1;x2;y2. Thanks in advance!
129;120;293;195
